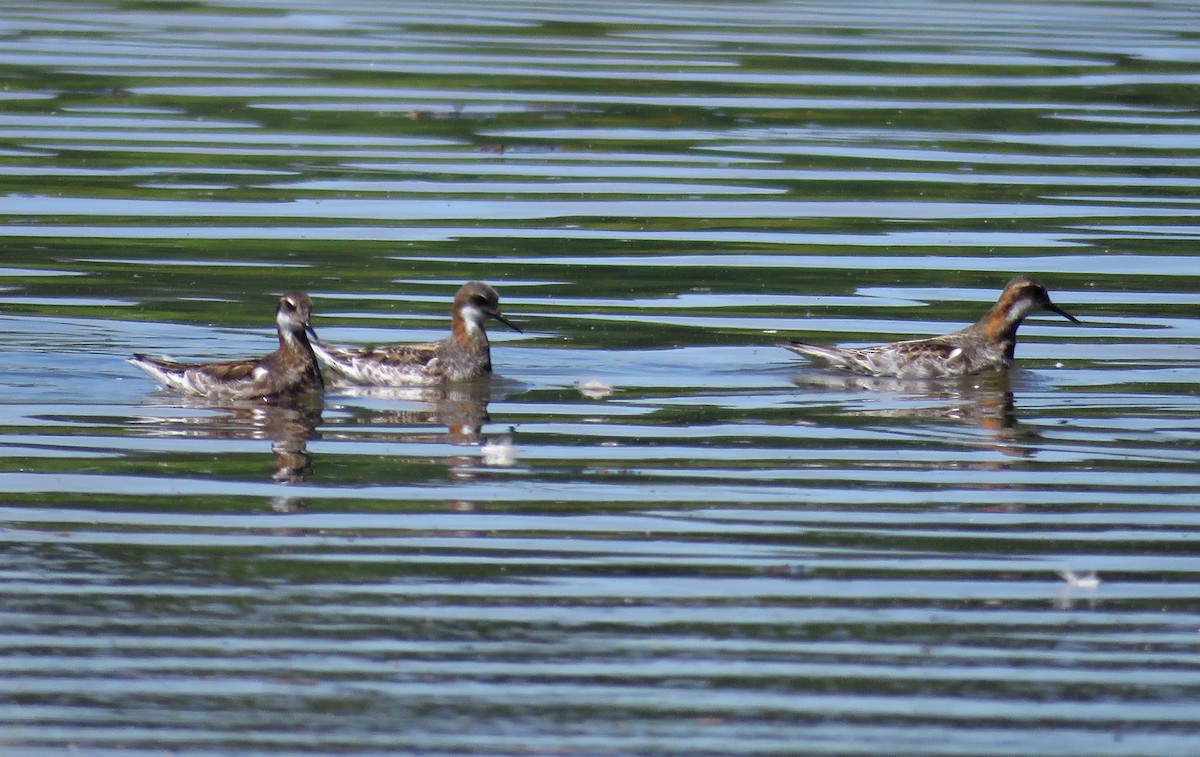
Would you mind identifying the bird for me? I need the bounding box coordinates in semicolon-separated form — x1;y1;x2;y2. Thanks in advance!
312;280;521;386
129;291;324;401
779;276;1080;379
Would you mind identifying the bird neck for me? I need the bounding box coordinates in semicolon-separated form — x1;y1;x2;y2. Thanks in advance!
452;309;488;350
279;322;316;358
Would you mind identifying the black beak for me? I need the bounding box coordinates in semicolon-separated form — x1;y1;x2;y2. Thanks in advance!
1046;301;1081;324
489;309;523;333
305;323;320;341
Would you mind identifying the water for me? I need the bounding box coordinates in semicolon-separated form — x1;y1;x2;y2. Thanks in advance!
2;1;1199;754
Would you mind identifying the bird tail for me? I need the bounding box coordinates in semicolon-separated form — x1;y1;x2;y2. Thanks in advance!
777;341;856;369
127;353;183;388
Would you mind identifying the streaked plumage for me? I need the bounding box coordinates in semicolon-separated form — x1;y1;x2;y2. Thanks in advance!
129;291;324;401
313;281;520;386
780;276;1080;379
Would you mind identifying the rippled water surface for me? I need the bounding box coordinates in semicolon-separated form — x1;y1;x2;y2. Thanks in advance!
2;1;1200;754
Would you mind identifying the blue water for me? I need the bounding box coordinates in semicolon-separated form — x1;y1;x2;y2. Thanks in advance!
1;1;1199;754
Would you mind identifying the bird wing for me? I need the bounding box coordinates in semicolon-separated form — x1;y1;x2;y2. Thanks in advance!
858;338;966;378
781;338;967;378
129;354;269;396
313;340;444;385
357;343;440;367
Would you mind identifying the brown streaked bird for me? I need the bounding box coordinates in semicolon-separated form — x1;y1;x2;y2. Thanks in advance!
779;276;1080;379
312;280;521;386
129;291;324;401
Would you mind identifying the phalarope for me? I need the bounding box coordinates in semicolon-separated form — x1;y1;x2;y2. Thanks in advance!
780;276;1080;379
312;280;521;386
129;291;324;401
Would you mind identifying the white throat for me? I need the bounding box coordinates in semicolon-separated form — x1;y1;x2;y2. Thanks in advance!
1007;299;1043;325
278;313;304;344
459;305;485;335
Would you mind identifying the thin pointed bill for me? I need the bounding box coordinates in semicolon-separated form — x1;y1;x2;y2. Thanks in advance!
489;310;523;333
1045;301;1081;324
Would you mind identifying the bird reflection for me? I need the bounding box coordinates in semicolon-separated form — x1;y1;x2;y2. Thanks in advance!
329;378;494;443
131;393;323;511
792;368;1037;458
1054;569;1102;610
131;376;519;514
325;377;517;488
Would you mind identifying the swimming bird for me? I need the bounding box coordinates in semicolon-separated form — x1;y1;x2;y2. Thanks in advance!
779;276;1080;379
312;280;521;386
129;291;324;401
